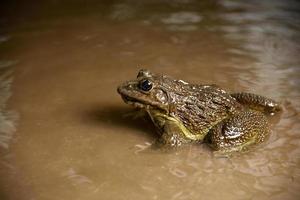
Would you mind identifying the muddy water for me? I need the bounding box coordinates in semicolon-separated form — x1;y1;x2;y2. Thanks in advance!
0;0;300;200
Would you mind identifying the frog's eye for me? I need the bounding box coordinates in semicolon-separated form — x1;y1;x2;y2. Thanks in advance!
139;79;153;92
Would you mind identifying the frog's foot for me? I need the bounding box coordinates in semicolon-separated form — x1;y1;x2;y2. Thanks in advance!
205;110;270;153
230;92;281;115
156;133;193;148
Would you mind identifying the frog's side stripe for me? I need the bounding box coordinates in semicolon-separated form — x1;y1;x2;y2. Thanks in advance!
150;111;207;141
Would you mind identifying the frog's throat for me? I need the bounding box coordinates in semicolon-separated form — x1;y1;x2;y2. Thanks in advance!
148;110;207;141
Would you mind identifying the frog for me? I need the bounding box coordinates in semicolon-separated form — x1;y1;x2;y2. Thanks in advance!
117;69;281;152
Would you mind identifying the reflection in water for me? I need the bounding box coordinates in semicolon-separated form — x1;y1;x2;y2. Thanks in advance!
161;11;202;31
0;0;300;200
134;142;152;154
62;168;94;187
110;3;137;21
220;0;300;100
161;12;202;24
217;3;300;198
0;36;10;43
0;64;17;149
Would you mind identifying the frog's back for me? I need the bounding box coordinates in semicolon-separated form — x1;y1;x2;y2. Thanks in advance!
170;84;241;136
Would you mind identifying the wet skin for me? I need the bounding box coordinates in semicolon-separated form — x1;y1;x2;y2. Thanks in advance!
117;69;281;152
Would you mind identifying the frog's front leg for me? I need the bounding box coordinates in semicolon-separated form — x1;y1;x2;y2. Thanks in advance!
156;120;192;148
231;92;281;114
205;110;269;153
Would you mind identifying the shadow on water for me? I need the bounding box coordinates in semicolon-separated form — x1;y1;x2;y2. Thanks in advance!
81;105;206;154
81;104;157;139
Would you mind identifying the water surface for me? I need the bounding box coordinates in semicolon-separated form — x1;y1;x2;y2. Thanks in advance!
0;1;300;200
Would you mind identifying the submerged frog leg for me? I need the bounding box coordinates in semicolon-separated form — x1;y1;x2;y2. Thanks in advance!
155;120;193;148
231;92;281;114
205;110;270;153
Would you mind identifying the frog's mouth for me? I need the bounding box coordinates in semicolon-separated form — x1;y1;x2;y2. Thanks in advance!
120;94;147;109
117;84;168;113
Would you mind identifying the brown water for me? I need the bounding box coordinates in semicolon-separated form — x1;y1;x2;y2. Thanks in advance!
1;0;300;200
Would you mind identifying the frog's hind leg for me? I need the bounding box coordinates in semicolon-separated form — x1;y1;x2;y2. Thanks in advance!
205;110;270;153
231;92;281;114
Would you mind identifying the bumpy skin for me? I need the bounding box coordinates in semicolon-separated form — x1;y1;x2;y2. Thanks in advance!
205;110;269;152
230;92;281;114
117;69;281;152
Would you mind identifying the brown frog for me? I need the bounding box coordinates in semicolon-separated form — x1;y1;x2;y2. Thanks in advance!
117;69;281;152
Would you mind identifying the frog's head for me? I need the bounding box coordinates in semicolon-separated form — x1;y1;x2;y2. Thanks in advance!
117;69;175;113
